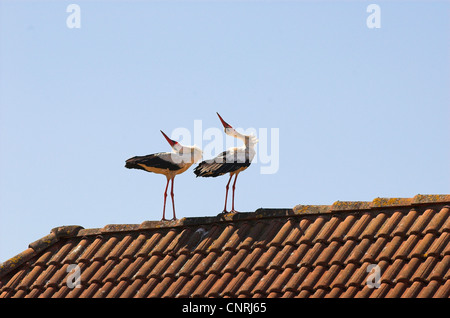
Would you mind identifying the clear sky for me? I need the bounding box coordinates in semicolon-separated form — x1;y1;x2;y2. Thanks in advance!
0;1;449;262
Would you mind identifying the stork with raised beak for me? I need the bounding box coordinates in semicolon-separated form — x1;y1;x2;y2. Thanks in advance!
194;113;258;213
126;131;202;220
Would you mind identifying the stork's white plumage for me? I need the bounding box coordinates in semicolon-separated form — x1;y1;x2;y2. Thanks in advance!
126;130;202;220
194;113;258;213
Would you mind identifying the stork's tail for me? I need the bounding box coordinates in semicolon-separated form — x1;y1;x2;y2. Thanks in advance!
193;162;206;177
193;161;218;177
125;157;145;170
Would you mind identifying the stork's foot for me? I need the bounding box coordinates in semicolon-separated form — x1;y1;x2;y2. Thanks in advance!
221;209;238;214
161;217;178;221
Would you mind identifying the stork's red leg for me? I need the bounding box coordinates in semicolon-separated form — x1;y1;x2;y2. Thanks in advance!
162;177;170;221
231;173;239;213
170;178;176;220
222;174;233;213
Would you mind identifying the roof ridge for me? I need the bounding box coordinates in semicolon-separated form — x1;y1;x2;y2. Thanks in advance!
79;194;450;236
295;194;450;214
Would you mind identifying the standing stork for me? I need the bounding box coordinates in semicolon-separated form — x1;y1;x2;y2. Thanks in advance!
125;131;202;221
194;113;258;213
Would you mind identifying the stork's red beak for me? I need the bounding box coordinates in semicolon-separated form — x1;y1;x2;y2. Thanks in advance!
216;112;232;129
160;130;178;147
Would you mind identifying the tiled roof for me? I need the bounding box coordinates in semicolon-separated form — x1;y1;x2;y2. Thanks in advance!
1;194;449;298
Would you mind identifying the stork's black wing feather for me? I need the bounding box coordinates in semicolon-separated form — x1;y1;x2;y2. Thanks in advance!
125;152;180;171
194;151;250;177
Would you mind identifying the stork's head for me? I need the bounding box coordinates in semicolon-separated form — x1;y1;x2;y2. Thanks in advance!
161;130;203;164
216;112;237;137
161;130;182;152
216;112;258;147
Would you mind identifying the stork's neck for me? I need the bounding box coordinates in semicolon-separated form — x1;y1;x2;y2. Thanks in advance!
172;143;183;153
174;145;203;164
235;132;257;149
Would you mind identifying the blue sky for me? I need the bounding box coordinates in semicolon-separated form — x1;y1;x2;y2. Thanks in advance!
0;1;449;262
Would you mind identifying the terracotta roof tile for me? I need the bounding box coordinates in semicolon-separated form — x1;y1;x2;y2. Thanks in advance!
285;218;311;245
259;268;284;295
360;212;388;240
315;215;341;243
269;267;294;293
314;241;341;267
414;256;440;282
297;288;312;298
348;238;372;264
435;279;450;298
161;275;189;298
345;212;373;240
300;216;327;244
328;214;356;243
209;271;232;296
408;208;436;235
269;245;295;270
1;194;449;298
300;242;325;267
428;231;450;257
62;238;90;264
418;280;441;298
283;265;310;293
392;209;421;237
208;250;232;275
426;207;450;234
92;237;119;262
331;239;357;265
207;225;233;252
285;242;310;268
376;210;404;238
88;259;115;285
378;235;404;261
430;254;450;280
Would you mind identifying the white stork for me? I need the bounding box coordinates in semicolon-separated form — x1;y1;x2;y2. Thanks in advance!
125;130;202;221
194;113;258;213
